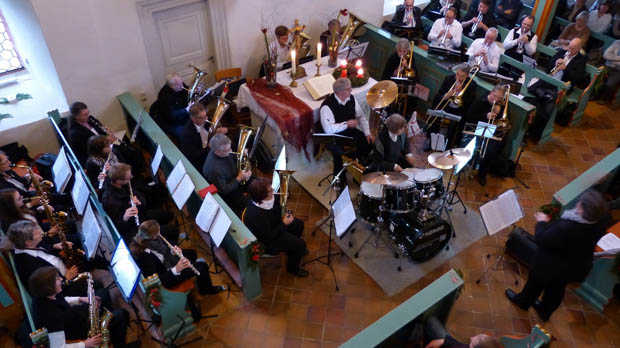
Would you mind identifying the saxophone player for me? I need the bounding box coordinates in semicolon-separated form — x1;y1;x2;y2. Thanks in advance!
29;266;138;348
466;28;502;73
461;0;497;39
428;8;463;50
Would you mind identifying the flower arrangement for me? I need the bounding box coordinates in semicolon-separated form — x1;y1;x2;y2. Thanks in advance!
145;283;162;310
332;63;369;88
247;241;263;269
261;28;277;87
538;202;562;221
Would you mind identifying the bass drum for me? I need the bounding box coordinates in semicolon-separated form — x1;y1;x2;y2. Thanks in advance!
358;182;384;225
387;212;452;262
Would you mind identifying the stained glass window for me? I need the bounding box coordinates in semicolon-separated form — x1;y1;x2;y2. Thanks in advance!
0;11;23;75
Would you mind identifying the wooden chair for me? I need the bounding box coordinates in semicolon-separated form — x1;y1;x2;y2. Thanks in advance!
215;68;242;82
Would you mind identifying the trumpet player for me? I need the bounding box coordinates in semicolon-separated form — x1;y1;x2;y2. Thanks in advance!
462;0;496;39
428;7;463;50
102;163;179;243
179;103;228;170
245;178;308;277
466;28;502;73
130;220;224;296
29;266;137;348
501;16;537;77
202;134;252;215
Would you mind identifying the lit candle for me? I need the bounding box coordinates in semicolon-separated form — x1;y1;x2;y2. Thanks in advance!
340;59;347;69
290;49;297;76
357;68;364;78
317;42;322;66
355;60;362;68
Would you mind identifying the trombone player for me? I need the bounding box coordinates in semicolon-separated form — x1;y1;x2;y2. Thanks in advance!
466;28;502;73
382;38;417;81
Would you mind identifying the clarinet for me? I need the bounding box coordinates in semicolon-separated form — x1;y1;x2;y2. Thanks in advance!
127;181;140;226
159;233;201;276
88;116;127;145
98;144;114;190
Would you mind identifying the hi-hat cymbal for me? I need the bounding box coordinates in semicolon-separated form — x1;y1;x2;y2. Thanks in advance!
366;80;398;109
427;148;471;169
361;171;409;185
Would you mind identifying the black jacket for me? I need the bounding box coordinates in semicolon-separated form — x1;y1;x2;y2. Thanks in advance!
32;295;89;340
244;196;286;246
179;120;210;170
493;0;523;28
0;170;33;197
382;52;416;81
391;5;423;28
68;119;106;165
433;74;477;116
372;128;409;171
548;50;588;89
101;182;146;239
462;8;498;40
133;250;186;289
156;84;189;126
13;247;63;287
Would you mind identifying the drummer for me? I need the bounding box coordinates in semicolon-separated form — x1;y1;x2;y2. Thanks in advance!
372;114;415;172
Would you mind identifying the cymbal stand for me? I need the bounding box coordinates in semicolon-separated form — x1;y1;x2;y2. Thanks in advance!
447;167;467;214
433;170;456;238
512;137;530;189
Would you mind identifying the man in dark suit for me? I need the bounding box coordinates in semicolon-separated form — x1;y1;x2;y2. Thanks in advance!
494;0;523;28
506;190;610;321
155;73;190;141
462;0;497;40
382;0;424;38
179;103;228;170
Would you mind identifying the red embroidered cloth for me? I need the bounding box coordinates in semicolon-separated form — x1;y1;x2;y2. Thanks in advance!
246;78;314;159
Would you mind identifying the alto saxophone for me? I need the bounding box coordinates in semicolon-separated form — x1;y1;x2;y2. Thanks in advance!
67;272;113;348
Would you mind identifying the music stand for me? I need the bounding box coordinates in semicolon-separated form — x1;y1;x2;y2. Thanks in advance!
313;133;356;187
426;109;462;151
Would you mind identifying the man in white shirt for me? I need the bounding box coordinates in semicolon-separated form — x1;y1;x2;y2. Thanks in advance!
319;78;373;181
598;39;620;104
428;8;463;50
466;28;502;72
501;16;538;77
269;25;291;69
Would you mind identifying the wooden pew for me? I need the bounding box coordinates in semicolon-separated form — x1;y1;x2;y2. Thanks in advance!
116;93;262;300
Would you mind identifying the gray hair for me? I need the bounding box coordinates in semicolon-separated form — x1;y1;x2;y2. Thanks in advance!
576;11;589;20
7;220;38;249
396;38;410;51
209;133;231;152
486;27;498;37
578;190;608;222
333;77;351;93
455;63;471;74
491;84;505;94
166;73;182;85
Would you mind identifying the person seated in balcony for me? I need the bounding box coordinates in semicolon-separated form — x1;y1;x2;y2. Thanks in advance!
597;39;620;104
588;1;613;33
494;0;523;29
551;11;591;49
559;0;588;22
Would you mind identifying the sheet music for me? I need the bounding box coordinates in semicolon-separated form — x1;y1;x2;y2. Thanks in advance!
407;112;422;136
151;145;163;176
430;133;447;151
338;42;368;59
52;147;72;194
195;192;220;233
475;122;497;138
455;137;476;174
110;239;140;301
166;160;187;194
274;147;286;171
112;130;126;145
332;186;356;237
80;203;102;260
71;172;90;216
479;189;524;235
210;204;231;247
271;173;281;192
171;174;195;209
597;233;620;251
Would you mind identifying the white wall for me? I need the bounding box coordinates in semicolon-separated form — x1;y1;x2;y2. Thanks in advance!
223;0;385;77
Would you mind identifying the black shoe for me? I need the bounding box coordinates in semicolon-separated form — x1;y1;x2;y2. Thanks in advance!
199;285;225;295
477;172;487;186
289;268;309;277
532;300;550;321
505;289;529;310
122;340;142;348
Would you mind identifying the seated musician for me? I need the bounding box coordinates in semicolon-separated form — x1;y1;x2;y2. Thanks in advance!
155;73;190;141
269;25;291;69
202;134;252;215
29;266;138;348
381;0;424;36
179;103;227;170
425;0;462;21
500;15;537;78
319;78;373;185
319;19;342;56
245;178;308;277
102;163;179;243
598;39;620;104
85;135;118;190
130;220;223;295
494;0;523;29
461;0;497;40
461;85;505;186
550;11;591;49
466;28;502;73
429;64;477;149
423;316;501;348
428;7;463;50
588;1;613;33
506;190;610;321
0;150;39;202
382;38;417;81
372;114;415;172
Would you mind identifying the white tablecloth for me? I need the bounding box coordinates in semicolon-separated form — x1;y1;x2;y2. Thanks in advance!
237;56;377;170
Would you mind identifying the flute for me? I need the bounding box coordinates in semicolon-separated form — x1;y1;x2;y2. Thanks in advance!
127;181;140;226
98;144;114;190
159;233;201;276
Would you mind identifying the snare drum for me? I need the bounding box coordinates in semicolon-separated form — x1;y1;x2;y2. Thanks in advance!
383;172;417;214
414;168;444;198
358;182;383;224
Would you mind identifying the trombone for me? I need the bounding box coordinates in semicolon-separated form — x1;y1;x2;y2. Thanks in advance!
396;41;416;79
481;84;511;158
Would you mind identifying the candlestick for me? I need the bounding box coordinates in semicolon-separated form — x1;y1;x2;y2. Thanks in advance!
290;49;297;78
357;68;364;78
316;42;322;66
315;63;321;77
355;60;362;68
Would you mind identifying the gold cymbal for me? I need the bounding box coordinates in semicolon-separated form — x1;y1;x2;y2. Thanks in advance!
366;80;398;109
427;148;471;170
361;171;409;185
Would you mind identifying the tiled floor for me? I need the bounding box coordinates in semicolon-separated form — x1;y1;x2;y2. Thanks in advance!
162;102;620;347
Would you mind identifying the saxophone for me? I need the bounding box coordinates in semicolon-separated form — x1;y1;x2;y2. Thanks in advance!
55;210;84;269
67;272;113;348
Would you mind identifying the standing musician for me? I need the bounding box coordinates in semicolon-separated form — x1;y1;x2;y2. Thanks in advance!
428;7;463;50
29;266;138;348
372;114;415;172
430;64;478;149
202;134;252;215
130;220;224;295
85;135;118;190
101;163;179;243
244;178;308;277
179;103;228;170
505;190;610;321
466;28;502;73
461;0;497;40
319;78;373;185
269;25;291;69
494;0;524;28
461;85;505;186
382;38;417;81
155;73;190;141
500;16;537;77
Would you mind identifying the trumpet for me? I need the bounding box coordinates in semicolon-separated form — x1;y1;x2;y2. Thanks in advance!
475;43;490;66
397;41;416;79
516;32;525;54
128;181;140;226
469;12;483;37
159;233;201;276
550;52;569;75
440;23;451;46
98;144;114;190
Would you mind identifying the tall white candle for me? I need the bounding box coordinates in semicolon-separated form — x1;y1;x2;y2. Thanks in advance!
291;49;297;76
316;42;322;66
